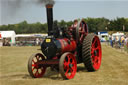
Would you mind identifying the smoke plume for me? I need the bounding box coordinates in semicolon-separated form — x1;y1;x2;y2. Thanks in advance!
1;0;55;25
38;0;55;5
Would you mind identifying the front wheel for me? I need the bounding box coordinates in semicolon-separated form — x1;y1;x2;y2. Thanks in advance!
82;34;102;71
59;52;77;79
28;53;46;78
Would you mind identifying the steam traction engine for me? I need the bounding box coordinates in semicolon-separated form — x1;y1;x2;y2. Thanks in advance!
28;4;102;79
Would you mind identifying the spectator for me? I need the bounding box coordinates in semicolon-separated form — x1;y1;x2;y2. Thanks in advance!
105;36;109;45
120;36;125;47
125;36;128;48
124;36;128;52
3;38;10;46
36;38;40;46
109;37;113;47
115;36;119;42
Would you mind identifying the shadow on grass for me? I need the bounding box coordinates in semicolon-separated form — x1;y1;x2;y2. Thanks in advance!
0;73;31;79
22;74;61;80
77;65;88;72
22;66;88;80
0;66;88;80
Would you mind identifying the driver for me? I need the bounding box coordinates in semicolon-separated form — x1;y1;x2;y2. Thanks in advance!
71;20;78;28
68;20;78;40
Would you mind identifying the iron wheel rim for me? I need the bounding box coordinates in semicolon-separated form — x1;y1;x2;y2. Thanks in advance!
28;53;46;78
59;52;77;79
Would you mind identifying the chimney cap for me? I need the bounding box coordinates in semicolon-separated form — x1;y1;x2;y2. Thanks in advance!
46;4;53;8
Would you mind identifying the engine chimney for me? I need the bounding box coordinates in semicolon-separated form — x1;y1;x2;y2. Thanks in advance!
46;4;53;36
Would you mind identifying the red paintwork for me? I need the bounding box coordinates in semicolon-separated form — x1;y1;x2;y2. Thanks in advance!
37;59;59;65
68;20;88;44
28;20;102;79
32;54;46;78
0;33;1;39
91;36;102;70
58;38;77;53
63;53;77;79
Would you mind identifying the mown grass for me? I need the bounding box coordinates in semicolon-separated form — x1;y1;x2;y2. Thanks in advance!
0;45;128;85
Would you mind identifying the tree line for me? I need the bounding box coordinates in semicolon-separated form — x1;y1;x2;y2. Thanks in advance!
0;17;128;34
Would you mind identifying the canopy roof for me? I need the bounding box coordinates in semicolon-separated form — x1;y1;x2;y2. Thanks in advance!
112;32;124;36
15;34;47;38
0;31;16;38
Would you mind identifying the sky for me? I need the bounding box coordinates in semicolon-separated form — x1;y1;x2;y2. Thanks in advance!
0;0;128;25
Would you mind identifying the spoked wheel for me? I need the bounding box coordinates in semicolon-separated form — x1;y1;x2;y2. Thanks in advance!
59;52;77;79
76;20;88;44
28;53;46;78
82;34;102;71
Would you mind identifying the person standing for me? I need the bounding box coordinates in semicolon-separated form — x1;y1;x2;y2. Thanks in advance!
36;38;40;46
109;37;113;47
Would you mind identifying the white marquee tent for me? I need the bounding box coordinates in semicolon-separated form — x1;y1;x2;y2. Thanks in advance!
0;31;16;44
112;32;124;38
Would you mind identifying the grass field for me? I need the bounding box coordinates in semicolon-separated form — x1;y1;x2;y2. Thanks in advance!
0;44;128;85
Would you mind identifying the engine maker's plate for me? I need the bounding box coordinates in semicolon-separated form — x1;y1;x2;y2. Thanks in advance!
46;39;51;43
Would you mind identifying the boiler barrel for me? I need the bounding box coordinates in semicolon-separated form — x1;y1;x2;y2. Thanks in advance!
57;38;76;53
41;38;77;59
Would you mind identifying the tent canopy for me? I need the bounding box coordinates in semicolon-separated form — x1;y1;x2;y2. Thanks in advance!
15;34;47;38
0;31;16;38
0;31;16;44
112;32;124;36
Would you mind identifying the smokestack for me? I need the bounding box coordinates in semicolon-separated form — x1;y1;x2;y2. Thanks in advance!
46;4;53;36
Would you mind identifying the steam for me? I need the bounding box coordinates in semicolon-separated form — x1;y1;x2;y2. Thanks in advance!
1;0;55;25
1;0;22;15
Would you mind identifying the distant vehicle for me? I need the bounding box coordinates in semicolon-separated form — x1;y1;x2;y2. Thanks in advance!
98;32;109;42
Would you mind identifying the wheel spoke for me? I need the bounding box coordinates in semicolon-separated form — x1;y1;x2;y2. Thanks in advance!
32;64;36;67
95;46;100;50
97;56;101;64
70;67;74;73
67;55;71;63
92;57;95;63
91;48;95;53
28;53;46;78
65;69;69;76
91;42;96;50
64;61;69;69
32;60;35;63
91;54;95;59
71;60;75;64
94;56;98;62
35;69;39;76
92;55;100;68
93;61;97;67
93;56;97;63
92;39;97;46
32;67;35;71
36;56;39;61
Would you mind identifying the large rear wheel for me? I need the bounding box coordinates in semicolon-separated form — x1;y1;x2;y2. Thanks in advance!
59;52;77;79
82;34;102;71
